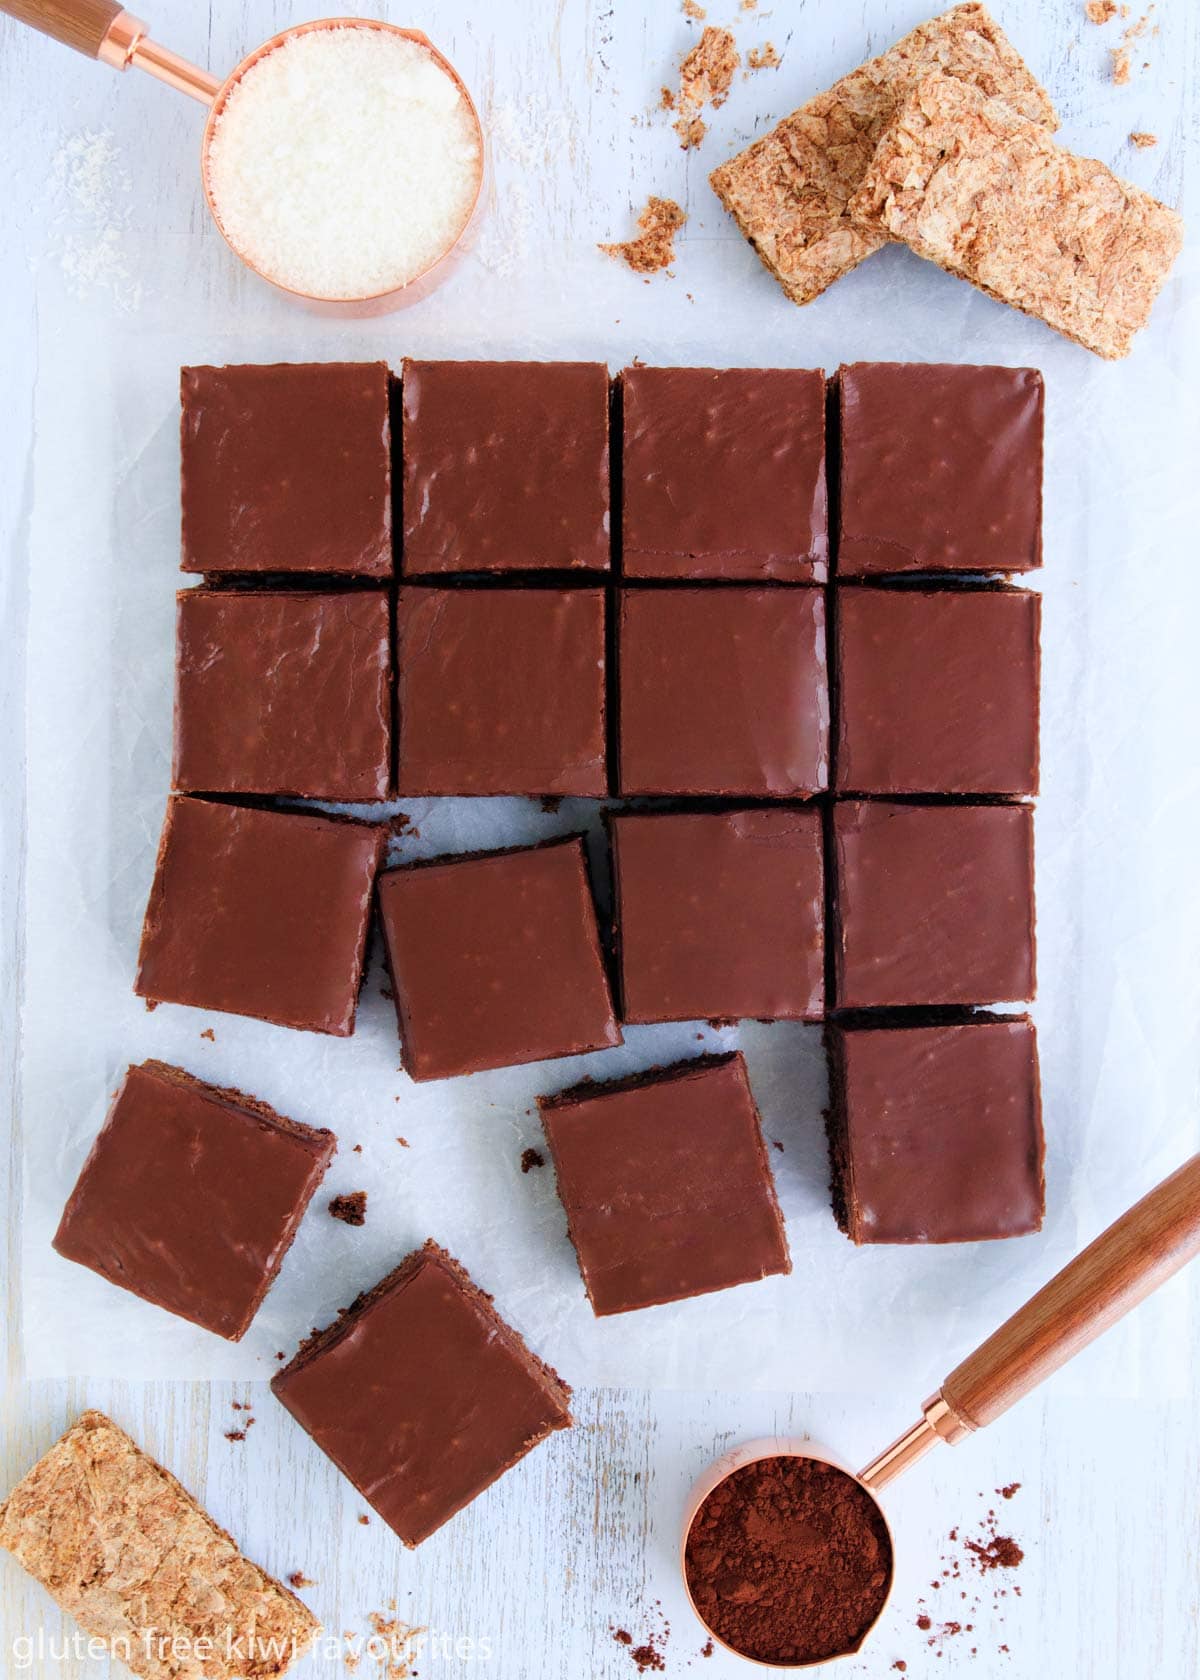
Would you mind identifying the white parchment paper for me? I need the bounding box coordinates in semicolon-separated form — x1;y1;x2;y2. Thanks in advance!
18;218;1200;1395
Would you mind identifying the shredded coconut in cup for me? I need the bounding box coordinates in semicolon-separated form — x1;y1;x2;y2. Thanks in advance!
204;23;483;303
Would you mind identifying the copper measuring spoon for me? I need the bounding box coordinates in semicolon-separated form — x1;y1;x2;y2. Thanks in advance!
682;1150;1200;1668
0;0;484;311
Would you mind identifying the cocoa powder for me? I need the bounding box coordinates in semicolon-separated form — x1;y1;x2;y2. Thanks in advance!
684;1456;892;1665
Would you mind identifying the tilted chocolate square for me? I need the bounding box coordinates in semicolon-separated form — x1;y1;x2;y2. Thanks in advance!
539;1053;790;1315
53;1060;335;1339
272;1241;572;1546
135;798;384;1035
377;838;621;1080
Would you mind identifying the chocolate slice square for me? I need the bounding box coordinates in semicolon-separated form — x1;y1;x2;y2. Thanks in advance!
135;797;384;1035
834;585;1040;795
837;363;1043;576
173;588;392;800
396;585;607;796
377;838;621;1080
620;366;828;581
827;1017;1044;1243
832;800;1035;1009
272;1241;572;1546
53;1060;335;1339
401;360;610;575
617;586;828;796
181;363;391;577
609;808;824;1022
539;1053;790;1315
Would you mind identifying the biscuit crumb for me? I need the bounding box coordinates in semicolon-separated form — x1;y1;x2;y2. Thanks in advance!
1110;45;1131;82
682;0;706;17
1130;129;1157;146
600;196;686;274
740;0;758;9
660;86;675;110
747;43;781;70
1085;0;1117;20
673;26;739;147
288;1571;316;1589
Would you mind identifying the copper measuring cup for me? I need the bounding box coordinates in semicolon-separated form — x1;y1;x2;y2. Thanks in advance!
682;1150;1200;1668
0;0;484;311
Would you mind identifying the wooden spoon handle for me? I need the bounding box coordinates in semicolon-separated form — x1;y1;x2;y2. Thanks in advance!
942;1153;1200;1430
0;0;130;59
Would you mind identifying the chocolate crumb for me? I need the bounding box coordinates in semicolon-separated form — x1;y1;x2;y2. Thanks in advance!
397;1136;410;1146
772;1139;784;1152
539;795;565;814
701;1639;714;1657
329;1191;368;1227
614;1630;633;1646
917;1615;932;1631
1130;130;1158;146
288;1571;315;1590
998;1483;1021;1500
358;1514;370;1526
520;1147;546;1173
224;1429;246;1443
600;197;686;275
199;1027;215;1041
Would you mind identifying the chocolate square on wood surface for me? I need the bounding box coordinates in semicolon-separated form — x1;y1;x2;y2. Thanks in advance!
272;1241;572;1546
377;838;621;1080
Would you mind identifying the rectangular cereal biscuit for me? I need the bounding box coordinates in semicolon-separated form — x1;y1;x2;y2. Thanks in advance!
709;3;1055;306
0;1412;318;1680
851;72;1184;358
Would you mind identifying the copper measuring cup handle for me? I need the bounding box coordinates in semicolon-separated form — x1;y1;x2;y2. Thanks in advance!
1;0;220;102
862;1150;1200;1489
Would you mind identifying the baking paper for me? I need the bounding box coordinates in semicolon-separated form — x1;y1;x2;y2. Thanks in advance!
17;216;1200;1396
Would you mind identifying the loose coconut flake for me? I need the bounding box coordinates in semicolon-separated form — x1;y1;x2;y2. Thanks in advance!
206;26;481;299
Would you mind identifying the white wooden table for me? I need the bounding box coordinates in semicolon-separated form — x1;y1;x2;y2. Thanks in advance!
2;2;1198;1677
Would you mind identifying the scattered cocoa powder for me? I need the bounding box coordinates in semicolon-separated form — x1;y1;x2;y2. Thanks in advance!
520;1147;545;1173
968;1535;1025;1571
329;1191;368;1226
684;1456;892;1665
600;197;685;275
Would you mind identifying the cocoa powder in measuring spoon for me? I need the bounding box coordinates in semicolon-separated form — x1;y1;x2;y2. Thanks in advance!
684;1456;893;1665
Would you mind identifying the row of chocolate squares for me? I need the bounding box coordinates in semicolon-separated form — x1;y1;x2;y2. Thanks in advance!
137;797;1035;1068
52;1028;1042;1546
180;359;1044;584
173;582;1040;803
